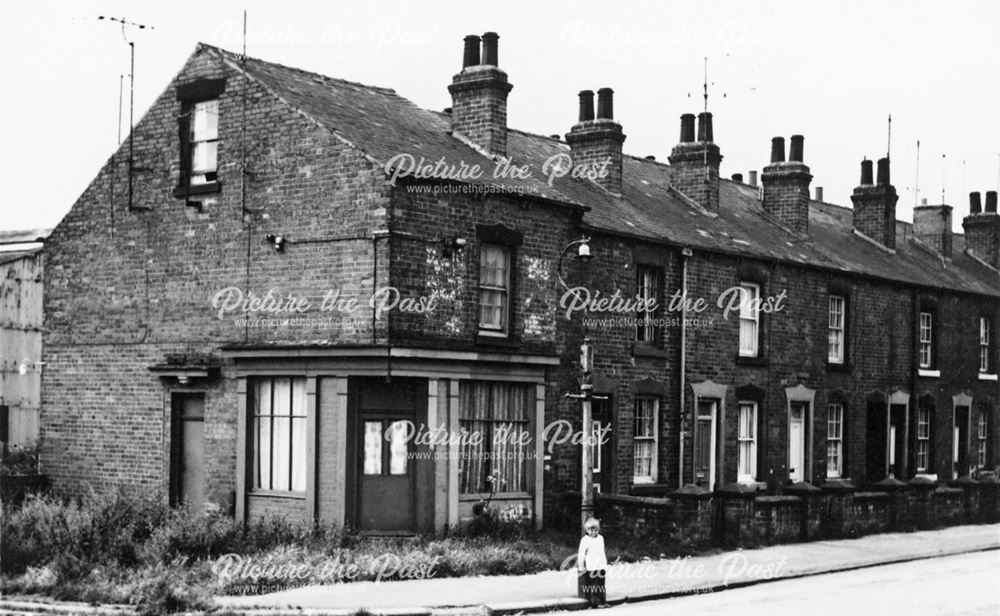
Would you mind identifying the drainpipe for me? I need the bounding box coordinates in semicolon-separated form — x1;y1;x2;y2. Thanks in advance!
678;246;693;487
908;288;918;479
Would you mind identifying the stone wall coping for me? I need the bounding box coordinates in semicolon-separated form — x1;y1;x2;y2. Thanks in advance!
951;475;980;487
785;481;823;495
934;486;964;495
853;491;891;500
596;493;675;509
820;479;857;493
756;495;801;504
673;484;714;499
715;483;759;498
907;476;939;489
874;477;908;491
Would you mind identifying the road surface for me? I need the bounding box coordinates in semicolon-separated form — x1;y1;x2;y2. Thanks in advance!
550;550;1000;615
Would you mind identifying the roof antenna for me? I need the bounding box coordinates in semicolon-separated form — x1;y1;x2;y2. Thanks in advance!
241;9;248;220
913;140;920;208
886;114;892;159
941;153;946;204
702;57;709;177
98;16;154;211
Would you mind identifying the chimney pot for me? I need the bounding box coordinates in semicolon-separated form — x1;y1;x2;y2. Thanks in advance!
748;170;758;187
697;112;714;142
596;88;614;120
921;198;928;206
578;90;595;122
732;173;744;183
462;34;481;68
645;155;656;161
789;135;804;162
770;137;785;163
860;159;874;186
876;157;891;186
970;191;983;214
679;114;696;143
815;186;824;202
988;191;998;213
481;32;499;66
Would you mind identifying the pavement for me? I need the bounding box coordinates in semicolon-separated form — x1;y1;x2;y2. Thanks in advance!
2;524;998;616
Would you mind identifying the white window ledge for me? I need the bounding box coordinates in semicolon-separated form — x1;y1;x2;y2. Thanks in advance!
918;369;941;378
914;473;938;481
978;373;998;381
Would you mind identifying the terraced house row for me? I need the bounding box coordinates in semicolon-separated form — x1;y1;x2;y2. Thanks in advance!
40;33;999;534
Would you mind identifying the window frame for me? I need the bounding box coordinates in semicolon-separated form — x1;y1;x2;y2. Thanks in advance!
738;282;760;357
826;402;844;478
478;244;511;336
632;397;659;484
977;412;989;469
919;311;934;369
250;376;308;494
737;401;758;483
174;78;225;198
635;265;660;345
916;404;932;473
828;295;846;365
188;99;220;186
980;316;993;374
457;381;532;495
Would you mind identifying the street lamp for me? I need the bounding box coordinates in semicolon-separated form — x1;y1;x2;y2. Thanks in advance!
557;235;593;292
557;235;605;531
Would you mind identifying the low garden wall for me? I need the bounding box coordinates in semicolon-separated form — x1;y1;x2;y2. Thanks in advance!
592;476;1000;550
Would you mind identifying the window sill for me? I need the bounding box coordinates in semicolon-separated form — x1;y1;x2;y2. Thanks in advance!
632;343;667;359
826;361;851;373
475;333;521;349
459;492;531;501
173;181;222;198
979;373;999;381
248;489;306;499
917;368;941;378
735;353;768;367
914;473;938;482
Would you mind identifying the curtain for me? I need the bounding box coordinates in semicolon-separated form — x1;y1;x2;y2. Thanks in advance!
253;377;306;491
459;382;531;494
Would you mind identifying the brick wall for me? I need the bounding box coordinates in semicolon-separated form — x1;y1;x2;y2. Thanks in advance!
41;46;390;502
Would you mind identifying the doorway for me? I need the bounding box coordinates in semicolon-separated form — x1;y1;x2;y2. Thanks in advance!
351;378;423;532
591;396;615;494
170;393;205;511
693;399;717;490
788;402;807;482
954;406;969;478
865;398;888;484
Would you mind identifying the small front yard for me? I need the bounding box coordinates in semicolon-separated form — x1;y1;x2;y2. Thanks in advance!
1;490;693;615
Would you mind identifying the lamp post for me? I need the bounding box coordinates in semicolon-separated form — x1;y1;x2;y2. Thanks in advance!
556;236;606;531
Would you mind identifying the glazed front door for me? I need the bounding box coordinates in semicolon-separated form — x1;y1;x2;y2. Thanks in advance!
358;415;413;531
591;396;614;493
693;400;717;489
352;378;423;532
789;403;806;482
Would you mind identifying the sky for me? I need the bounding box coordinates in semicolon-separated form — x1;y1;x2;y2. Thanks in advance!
1;0;998;232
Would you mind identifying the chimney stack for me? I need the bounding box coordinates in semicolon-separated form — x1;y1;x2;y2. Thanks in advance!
963;190;1000;268
761;134;812;234
914;202;953;259
565;87;626;194
448;32;513;156
850;157;897;250
668;112;723;212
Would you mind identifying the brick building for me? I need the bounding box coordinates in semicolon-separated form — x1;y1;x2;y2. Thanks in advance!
40;34;999;533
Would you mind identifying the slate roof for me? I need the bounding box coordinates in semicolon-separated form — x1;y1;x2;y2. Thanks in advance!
202;44;1000;298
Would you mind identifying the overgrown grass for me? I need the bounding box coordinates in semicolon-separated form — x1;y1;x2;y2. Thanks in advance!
1;490;687;614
